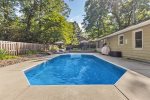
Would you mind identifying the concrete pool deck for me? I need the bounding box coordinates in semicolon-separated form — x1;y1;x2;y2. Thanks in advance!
0;53;150;100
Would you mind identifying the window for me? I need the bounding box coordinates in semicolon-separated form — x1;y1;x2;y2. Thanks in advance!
118;35;124;45
134;30;143;49
103;39;106;44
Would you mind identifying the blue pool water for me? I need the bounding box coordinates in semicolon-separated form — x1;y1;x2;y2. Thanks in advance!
25;54;126;85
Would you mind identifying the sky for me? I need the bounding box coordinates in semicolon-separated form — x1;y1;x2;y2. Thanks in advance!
64;0;86;31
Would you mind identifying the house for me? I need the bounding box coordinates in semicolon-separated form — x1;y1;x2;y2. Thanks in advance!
95;20;150;62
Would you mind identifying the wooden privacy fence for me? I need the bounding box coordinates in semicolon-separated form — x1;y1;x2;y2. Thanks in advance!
0;40;48;55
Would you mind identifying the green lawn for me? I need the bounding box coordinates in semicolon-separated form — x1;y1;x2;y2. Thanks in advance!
0;49;17;60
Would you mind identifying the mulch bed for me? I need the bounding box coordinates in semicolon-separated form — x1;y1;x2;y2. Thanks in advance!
0;57;29;67
0;54;49;68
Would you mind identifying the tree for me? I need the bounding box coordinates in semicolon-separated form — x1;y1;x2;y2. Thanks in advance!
73;21;82;36
83;0;150;39
0;0;78;45
0;0;17;40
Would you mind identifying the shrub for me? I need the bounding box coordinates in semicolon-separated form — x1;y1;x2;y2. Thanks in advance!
0;55;16;60
26;50;39;55
0;49;7;55
0;49;17;60
49;45;59;52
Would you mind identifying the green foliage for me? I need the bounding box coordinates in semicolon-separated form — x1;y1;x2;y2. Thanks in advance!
39;12;76;44
26;50;39;55
0;49;17;60
49;45;59;52
0;49;7;55
0;0;78;45
83;0;150;38
0;55;16;60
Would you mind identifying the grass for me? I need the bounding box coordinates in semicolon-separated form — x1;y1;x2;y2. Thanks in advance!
0;55;17;60
26;50;39;55
26;50;44;55
0;49;45;60
0;49;17;60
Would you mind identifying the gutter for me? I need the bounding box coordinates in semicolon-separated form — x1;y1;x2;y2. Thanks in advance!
95;19;150;42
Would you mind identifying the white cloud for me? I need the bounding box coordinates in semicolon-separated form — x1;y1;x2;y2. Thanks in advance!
78;23;85;32
69;18;74;22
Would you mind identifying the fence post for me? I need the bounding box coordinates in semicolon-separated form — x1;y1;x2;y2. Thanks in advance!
0;40;47;55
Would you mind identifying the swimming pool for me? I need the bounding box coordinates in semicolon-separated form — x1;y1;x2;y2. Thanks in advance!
24;54;126;85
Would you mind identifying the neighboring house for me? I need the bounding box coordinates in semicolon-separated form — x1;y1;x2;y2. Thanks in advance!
95;20;150;62
77;35;87;43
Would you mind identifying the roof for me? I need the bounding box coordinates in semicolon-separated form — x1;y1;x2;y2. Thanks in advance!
77;35;88;42
55;41;64;44
80;40;89;44
95;19;150;41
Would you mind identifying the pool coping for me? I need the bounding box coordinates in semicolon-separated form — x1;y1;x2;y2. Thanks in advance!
22;53;128;86
22;53;150;100
1;53;150;100
22;54;60;86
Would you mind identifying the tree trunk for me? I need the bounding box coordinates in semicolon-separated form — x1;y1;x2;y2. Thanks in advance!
2;0;9;23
